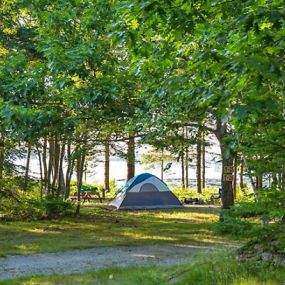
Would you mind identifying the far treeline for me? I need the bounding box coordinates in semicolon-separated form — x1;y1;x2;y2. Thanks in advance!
0;0;284;214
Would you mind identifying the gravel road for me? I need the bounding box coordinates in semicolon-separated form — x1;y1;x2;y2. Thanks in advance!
0;243;214;280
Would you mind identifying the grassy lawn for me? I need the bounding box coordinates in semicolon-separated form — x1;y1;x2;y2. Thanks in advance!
0;205;231;256
1;251;284;285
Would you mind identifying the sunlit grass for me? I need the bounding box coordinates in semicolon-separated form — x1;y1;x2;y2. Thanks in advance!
0;206;234;256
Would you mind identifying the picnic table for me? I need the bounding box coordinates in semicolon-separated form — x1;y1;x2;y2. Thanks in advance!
70;185;102;203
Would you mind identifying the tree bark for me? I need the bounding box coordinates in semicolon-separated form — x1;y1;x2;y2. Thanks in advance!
233;155;238;200
215;120;234;208
240;159;244;190
185;146;189;188
202;137;206;189
181;149;185;189
0;132;5;190
196;130;202;194
36;145;43;200
51;137;60;197
47;138;54;197
42;139;48;192
57;142;66;198
256;175;263;189
75;149;86;215
64;142;74;200
23;144;31;192
161;159;164;181
104;141;110;199
127;135;135;180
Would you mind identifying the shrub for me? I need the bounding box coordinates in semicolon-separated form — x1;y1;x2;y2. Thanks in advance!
0;197;74;221
172;186;221;203
41;199;73;218
213;210;255;237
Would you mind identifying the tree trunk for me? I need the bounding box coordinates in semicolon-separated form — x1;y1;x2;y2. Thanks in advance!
0;132;4;181
240;159;244;190
57;143;66;198
181;149;185;189
47;139;54;197
51;137;60;198
215;121;234;209
161;159;164;181
36;146;43;200
202;138;206;189
23;144;31;192
220;150;234;208
42;139;48;192
256;175;263;189
281;169;285;191
127;135;135;180
64;142;74;200
104;141;110;199
75;150;86;215
233;155;238;200
185;147;189;188
196;130;202;194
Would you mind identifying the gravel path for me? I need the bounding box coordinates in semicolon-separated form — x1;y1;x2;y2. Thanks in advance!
0;243;214;280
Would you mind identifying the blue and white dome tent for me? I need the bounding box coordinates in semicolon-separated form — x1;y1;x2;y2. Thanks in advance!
109;173;183;210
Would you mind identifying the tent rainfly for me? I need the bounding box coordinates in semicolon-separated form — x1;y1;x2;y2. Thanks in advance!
109;173;183;210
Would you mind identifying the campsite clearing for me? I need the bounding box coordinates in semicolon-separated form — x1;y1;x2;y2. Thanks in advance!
0;206;227;256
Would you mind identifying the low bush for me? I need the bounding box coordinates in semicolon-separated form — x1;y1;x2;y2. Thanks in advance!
0;197;74;221
172;186;220;203
213;210;255;237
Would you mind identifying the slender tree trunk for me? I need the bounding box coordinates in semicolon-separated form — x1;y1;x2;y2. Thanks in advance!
161;159;164;181
104;141;110;199
202;138;206;189
127;135;135;180
57;143;66;198
196;130;202;194
240;159;244;190
76;150;86;215
84;164;87;183
36;146;43;201
256;175;263;189
47;139;54;197
0;132;5;189
281;169;285;191
233;155;238;200
181;149;185;189
184;127;189;188
23;144;31;192
185;147;189;188
51;137;60;197
42;139;48;192
65;143;75;200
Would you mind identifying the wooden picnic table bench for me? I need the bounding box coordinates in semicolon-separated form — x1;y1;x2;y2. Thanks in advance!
70;190;103;203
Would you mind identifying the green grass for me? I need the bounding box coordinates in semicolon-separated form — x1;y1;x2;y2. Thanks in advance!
0;205;231;256
1;251;284;285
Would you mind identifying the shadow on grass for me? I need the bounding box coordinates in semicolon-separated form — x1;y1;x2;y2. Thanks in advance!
0;205;238;256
